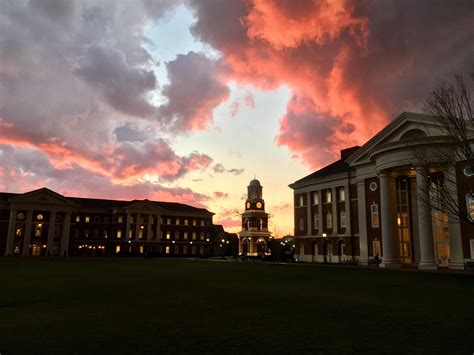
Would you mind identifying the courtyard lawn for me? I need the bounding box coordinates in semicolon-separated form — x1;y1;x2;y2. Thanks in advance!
1;259;474;354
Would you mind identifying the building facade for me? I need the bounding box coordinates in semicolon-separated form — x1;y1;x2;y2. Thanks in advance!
1;187;217;257
290;112;474;270
239;179;271;257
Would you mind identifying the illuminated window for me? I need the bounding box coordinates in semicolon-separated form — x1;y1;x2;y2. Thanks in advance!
326;190;332;203
184;219;188;226
200;245;204;254
313;192;319;205
339;188;345;202
466;194;474;221
103;231;108;239
176;218;180;225
174;231;179;240
192;232;196;240
193;219;197;226
166;231;171;240
85;216;90;223
116;230;122;239
35;226;42;237
37;214;43;221
373;240;381;256
166;218;171;225
75;216;81;223
128;230;133;238
200;232;204;240
299;218;304;231
371;204;379;228
327;213;333;229
314;214;319;230
165;246;170;254
15;226;23;237
299;195;304;207
118;216;123;223
340;211;346;228
138;230;143;239
139;246;144;254
16;213;25;221
115;245;121;254
184;232;188;240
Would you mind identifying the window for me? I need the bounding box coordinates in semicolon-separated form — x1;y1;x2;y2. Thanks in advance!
117;216;123;223
116;230;122;239
340;242;346;256
183;245;188;254
184;219;188;226
174;231;179;240
166;218;171;225
165;246;170;254
75;216;80;223
340;211;346;228
313;192;319;205
139;246;144;254
93;229;99;239
470;239;474;259
84;229;89;239
467;194;474;221
371;203;379;228
326;190;332;203
115;245;121;254
191;245;196;254
174;245;179;254
85;216;90;223
166;231;170;240
184;232;188;240
128;230;133;238
138;230;143;239
299;218;304;231
94;216;100;223
176;218;180;225
339;188;345;202
201;220;205;226
200;245;204;254
130;216;134;223
193;219;197;226
327;213;333;229
200;232;204;240
299;195;304;207
314;214;320;230
192;232;196;240
104;217;109;224
300;243;304;255
373;240;381;256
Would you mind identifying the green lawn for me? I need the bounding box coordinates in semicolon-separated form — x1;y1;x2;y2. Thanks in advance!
1;258;474;354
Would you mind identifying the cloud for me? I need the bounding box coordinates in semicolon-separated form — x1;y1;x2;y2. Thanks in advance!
213;191;229;199
213;163;226;174
158;51;230;132
212;163;245;176
244;93;255;108
228;168;245;176
188;0;474;168
114;122;151;142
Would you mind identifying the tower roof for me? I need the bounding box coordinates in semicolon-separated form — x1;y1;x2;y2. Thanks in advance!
248;179;261;187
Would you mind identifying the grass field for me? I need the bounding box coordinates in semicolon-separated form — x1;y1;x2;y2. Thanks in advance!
1;258;474;354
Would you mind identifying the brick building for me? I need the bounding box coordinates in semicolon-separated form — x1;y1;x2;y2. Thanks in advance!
290;112;474;270
1;187;217;257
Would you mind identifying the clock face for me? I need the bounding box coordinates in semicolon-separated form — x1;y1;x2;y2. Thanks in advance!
246;202;250;209
256;202;263;209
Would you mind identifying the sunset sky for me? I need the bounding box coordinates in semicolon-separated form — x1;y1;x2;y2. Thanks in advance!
0;0;473;235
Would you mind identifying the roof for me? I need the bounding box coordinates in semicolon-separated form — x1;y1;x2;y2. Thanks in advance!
0;190;212;215
248;179;261;187
291;158;354;187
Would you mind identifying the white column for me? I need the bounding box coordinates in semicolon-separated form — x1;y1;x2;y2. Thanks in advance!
46;211;56;256
147;214;153;241
344;184;351;235
306;192;312;236
125;212;131;239
317;191;323;235
332;189;338;235
357;181;368;265
379;171;401;267
416;167;437;270
155;214;161;240
4;209;17;256
445;165;464;269
135;213;141;240
60;212;71;257
22;211;33;256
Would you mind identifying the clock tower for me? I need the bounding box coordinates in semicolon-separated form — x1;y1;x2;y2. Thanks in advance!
239;178;271;258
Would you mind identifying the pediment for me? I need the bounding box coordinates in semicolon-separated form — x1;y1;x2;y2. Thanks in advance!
346;112;462;167
9;187;76;206
126;199;162;212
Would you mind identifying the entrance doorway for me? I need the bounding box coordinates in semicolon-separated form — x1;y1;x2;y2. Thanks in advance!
396;177;413;265
432;211;450;266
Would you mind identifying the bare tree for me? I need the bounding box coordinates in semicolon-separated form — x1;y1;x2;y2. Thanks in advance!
414;74;474;223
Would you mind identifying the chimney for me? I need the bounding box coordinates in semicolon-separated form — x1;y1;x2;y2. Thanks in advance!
341;146;361;160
